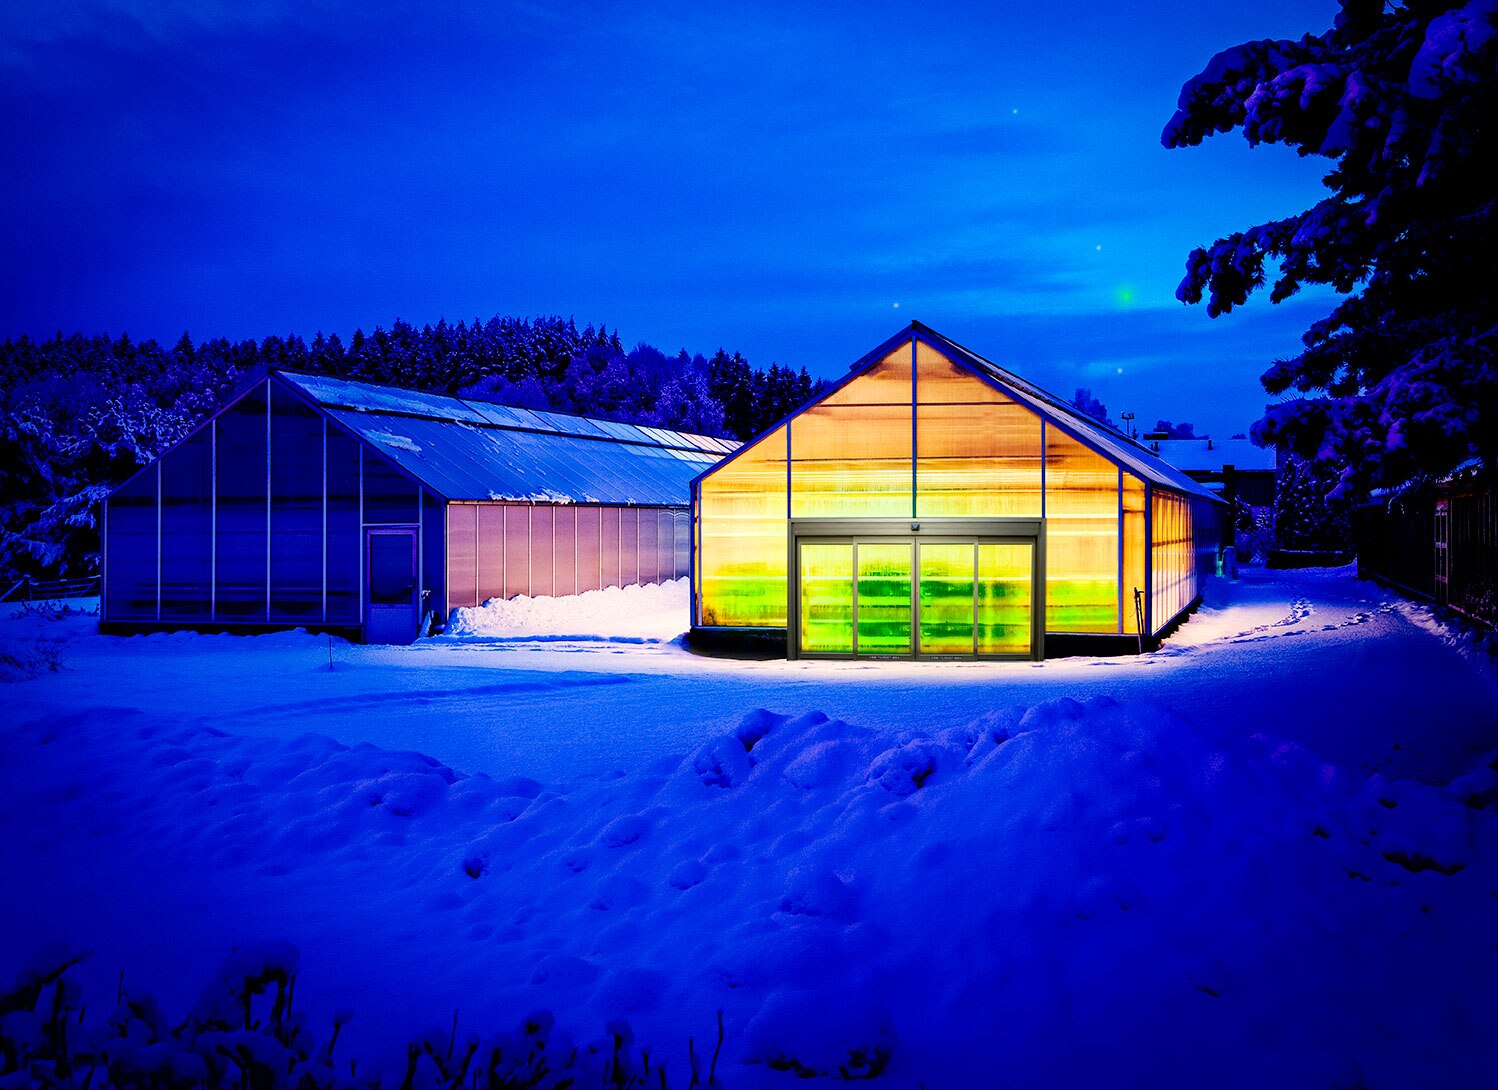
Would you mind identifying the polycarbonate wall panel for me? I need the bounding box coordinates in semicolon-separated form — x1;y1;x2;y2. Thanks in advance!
553;507;577;597
531;507;554;597
915;342;1042;518
214;382;270;619
790;348;913;519
1151;490;1195;633
104;468;159;620
448;503;478;609
325;428;361;623
601;507;622;589
423;490;444;622
269;388;323;622
696;425;789;627
670;511;689;580
476;504;505;605
160;431;212;619
638;510;659;586
1122;474;1147;635
364;453;419;525
503;507;530;599
453;502;686;610
577;508;602;593
1044;426;1119;632
620;509;639;586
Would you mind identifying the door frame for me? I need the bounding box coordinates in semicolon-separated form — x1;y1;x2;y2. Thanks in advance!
364;525;421;644
788;518;1045;662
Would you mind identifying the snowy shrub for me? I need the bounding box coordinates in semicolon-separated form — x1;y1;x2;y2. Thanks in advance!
0;946;706;1090
0;634;65;682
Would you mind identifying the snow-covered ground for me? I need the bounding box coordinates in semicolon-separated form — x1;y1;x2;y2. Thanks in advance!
3;567;1497;1087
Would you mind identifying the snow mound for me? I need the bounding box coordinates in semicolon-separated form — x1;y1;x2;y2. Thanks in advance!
445;578;688;641
6;695;1496;1086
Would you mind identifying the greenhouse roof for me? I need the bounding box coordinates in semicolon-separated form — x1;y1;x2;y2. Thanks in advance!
276;370;735;505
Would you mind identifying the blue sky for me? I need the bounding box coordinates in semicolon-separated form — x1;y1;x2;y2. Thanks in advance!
3;0;1340;436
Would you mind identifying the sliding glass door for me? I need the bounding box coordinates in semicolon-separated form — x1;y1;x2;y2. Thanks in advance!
796;537;1034;659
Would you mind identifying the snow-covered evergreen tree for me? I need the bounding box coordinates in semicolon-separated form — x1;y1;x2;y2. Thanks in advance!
1165;0;1498;493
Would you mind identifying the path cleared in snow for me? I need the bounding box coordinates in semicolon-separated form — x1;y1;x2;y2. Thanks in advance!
6;568;1495;786
3;568;1497;1087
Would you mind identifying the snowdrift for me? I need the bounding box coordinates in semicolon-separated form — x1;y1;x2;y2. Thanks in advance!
444;578;689;642
5;692;1496;1088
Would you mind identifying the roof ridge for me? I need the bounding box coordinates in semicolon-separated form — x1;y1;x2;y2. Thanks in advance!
273;368;737;456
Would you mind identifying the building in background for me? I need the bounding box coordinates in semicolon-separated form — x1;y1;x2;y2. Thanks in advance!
690;323;1223;661
1145;437;1277;510
100;371;734;644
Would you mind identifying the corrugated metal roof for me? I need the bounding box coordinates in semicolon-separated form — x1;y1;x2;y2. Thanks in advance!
279;370;730;504
910;325;1225;504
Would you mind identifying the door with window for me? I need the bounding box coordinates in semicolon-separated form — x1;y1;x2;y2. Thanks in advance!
795;537;1035;659
365;528;420;644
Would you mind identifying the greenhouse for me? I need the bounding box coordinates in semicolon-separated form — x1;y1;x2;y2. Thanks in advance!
690;323;1223;660
101;370;733;643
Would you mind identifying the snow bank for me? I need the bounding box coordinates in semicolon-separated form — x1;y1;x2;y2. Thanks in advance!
5;695;1495;1087
445;578;689;642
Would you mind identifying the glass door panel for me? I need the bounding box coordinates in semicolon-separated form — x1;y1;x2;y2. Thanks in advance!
855;543;912;655
918;543;975;654
799;543;854;653
977;543;1032;655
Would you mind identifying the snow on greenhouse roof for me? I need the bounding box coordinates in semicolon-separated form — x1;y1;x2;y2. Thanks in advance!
1147;438;1277;474
913;325;1225;503
277;370;733;504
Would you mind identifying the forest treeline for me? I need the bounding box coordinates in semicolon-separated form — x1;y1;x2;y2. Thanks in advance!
0;315;823;580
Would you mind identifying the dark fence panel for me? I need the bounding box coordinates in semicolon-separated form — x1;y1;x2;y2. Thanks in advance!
1355;482;1496;628
1354;494;1435;600
1446;487;1498;626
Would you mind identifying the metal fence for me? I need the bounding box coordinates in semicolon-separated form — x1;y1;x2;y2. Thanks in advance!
0;575;101;604
1440;485;1497;626
1355;480;1497;628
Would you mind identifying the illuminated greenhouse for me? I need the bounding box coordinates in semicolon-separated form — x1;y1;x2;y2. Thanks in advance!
100;370;732;644
690;323;1223;660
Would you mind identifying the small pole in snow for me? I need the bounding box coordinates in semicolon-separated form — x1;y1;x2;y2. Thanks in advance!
327;634;335;672
1133;588;1145;655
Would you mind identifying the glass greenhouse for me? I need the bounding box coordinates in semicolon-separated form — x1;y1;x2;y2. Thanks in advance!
690;324;1223;659
101;371;732;643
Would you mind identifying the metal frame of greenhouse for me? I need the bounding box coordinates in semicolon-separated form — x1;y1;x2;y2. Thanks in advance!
99;369;735;644
688;323;1224;661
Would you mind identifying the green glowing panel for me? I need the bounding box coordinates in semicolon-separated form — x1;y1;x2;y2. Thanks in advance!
856;542;912;655
918;543;975;654
977;543;1032;655
799;543;853;654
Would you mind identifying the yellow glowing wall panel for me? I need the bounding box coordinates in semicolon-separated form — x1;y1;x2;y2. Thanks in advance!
790;348;913;517
1151;490;1195;633
697;425;788;626
1045;426;1119;632
1122;474;1147;635
915;344;1042;517
820;342;913;406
